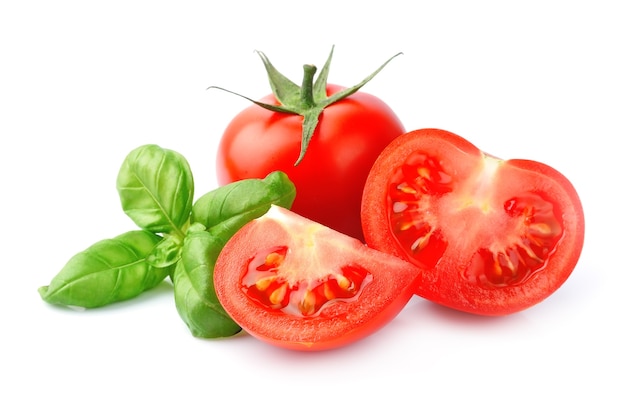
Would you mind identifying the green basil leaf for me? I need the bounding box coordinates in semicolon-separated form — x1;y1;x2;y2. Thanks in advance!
117;144;193;236
191;170;295;229
39;230;172;308
172;229;241;338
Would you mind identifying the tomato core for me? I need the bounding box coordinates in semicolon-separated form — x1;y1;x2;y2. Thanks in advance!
387;150;564;288
241;245;373;317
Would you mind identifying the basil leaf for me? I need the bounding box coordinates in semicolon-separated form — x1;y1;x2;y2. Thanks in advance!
172;228;241;338
39;230;171;308
117;144;193;236
191;170;296;229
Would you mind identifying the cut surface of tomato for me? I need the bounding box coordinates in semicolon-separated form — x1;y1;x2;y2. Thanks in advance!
214;205;421;351
361;128;585;315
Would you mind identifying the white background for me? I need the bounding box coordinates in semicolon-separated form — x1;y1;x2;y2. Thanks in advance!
2;1;624;408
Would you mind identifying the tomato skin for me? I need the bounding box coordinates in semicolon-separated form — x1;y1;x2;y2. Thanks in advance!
213;205;421;351
216;84;405;241
361;128;585;316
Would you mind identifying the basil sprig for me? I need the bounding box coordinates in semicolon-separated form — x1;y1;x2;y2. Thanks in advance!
38;144;296;338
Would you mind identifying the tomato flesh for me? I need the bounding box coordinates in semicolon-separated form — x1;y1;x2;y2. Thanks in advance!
214;205;421;351
362;129;585;315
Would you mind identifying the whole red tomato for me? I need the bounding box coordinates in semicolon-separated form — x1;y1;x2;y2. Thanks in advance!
214;47;405;240
216;84;404;240
362;128;585;315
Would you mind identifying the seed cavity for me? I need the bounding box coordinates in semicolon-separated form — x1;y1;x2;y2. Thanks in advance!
388;152;452;268
242;246;373;317
464;193;564;288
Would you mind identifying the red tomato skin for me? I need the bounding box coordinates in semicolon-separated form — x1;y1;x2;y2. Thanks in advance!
361;128;585;316
213;206;421;351
216;84;405;241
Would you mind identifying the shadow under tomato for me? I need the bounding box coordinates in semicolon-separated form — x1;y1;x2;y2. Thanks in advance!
403;296;531;329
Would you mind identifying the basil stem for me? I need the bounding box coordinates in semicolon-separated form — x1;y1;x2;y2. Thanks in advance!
38;230;171;308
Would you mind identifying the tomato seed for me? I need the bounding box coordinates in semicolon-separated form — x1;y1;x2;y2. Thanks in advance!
269;283;288;306
255;276;276;291
265;252;285;268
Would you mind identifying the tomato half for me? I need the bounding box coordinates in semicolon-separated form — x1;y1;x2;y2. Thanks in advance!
216;84;405;241
213;205;421;351
361;128;585;316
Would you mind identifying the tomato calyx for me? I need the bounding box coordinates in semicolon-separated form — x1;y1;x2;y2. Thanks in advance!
208;45;402;165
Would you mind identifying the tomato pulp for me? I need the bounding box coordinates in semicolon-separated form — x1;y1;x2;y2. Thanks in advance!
213;205;421;351
216;85;405;241
361;128;585;315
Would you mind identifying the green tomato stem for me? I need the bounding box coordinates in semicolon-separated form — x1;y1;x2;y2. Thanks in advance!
301;64;317;108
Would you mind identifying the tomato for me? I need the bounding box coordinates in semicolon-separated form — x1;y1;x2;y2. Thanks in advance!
361;128;585;316
213;205;421;351
216;84;405;241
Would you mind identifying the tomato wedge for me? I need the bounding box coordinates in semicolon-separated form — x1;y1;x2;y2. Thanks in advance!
214;205;421;351
361;128;585;316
